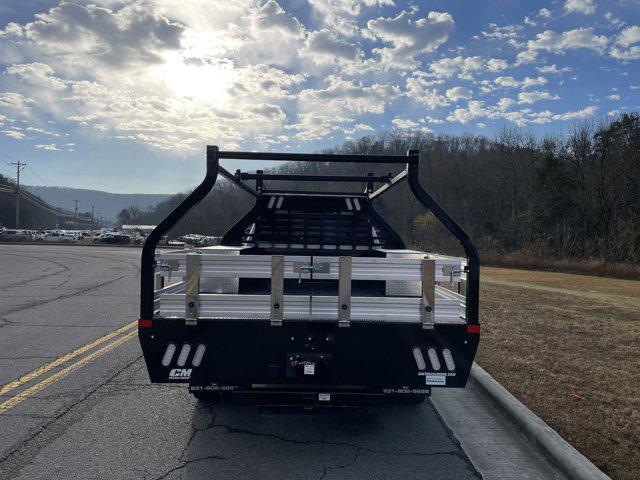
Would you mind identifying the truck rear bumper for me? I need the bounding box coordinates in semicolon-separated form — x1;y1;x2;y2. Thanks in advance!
139;320;479;403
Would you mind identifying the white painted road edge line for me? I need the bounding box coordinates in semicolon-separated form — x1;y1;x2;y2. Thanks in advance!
469;363;611;480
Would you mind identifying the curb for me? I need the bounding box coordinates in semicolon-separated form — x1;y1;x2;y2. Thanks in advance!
470;363;610;480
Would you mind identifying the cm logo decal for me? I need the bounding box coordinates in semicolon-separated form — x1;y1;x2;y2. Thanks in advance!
169;368;192;380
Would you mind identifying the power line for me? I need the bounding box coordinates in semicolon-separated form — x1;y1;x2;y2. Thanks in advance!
26;165;50;187
0;187;93;223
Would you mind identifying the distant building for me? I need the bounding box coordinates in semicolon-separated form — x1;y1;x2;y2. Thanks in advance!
121;224;156;234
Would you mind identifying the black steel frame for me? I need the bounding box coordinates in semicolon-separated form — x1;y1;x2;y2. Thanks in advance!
140;146;480;330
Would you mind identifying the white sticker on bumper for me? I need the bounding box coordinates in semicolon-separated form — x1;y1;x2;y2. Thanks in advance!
425;373;446;386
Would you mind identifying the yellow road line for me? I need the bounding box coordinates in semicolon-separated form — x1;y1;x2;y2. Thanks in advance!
0;320;137;396
0;330;137;414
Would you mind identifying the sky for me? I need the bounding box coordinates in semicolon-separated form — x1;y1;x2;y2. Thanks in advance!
0;0;638;194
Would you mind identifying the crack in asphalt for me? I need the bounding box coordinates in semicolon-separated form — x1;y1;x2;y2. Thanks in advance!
0;353;143;476
152;403;224;480
0;252;71;289
208;422;461;458
0;275;128;316
148;399;470;480
0;317;16;329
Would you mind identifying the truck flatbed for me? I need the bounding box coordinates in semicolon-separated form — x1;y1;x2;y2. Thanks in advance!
138;147;480;408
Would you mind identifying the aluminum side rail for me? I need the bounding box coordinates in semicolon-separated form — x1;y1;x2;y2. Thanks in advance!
155;253;464;283
157;294;464;323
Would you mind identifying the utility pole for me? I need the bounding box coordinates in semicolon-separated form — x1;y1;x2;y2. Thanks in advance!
73;198;79;230
8;161;26;228
91;205;94;222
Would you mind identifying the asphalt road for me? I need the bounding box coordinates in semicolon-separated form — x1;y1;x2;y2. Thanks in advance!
0;244;482;480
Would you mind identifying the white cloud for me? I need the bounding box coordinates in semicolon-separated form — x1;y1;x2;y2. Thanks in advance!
392;117;419;129
551;106;597;120
481;23;522;41
294;76;400;140
3;129;27;140
607;94;620;101
494;76;519;88
422;115;444;125
515;50;538;65
522;76;547;88
405;75;449;109
518;90;560;104
253;0;304;38
487;58;509;71
428;55;485;79
446;100;489;123
497;98;516;110
610;46;640;60
604;12;625;28
445;86;472;101
35;143;61;150
538;8;552;19
564;0;596;15
307;0;394;37
367;11;454;67
616;26;640;48
14;1;184;69
526;28;608;54
0;92;34;115
301;29;361;64
446;99;596;127
610;26;640;60
536;64;572;75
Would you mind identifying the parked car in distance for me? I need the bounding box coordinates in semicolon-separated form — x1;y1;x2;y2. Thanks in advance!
93;232;131;244
43;230;76;243
0;229;35;240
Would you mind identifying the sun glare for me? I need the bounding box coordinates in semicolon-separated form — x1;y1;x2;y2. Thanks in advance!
159;53;235;103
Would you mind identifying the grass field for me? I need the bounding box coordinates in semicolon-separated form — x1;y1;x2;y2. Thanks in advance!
477;267;640;480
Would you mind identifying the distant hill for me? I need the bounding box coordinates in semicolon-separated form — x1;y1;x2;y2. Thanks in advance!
24;185;170;221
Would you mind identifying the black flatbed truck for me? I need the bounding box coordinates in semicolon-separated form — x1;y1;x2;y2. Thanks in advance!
138;147;480;408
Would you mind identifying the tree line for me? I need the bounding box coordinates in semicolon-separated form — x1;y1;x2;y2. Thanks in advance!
125;113;640;264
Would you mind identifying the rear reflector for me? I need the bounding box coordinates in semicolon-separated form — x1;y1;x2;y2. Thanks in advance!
427;347;441;371
177;344;191;367
138;319;152;328
442;348;455;371
412;347;426;371
467;324;481;334
192;344;206;367
161;343;176;367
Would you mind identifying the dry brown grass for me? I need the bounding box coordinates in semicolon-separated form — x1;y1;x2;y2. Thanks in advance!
482;252;640;280
477;267;640;480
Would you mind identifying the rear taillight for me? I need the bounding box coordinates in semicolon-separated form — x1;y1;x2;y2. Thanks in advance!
161;343;176;367
176;344;192;367
139;319;152;328
427;347;441;371
192;344;206;367
467;324;480;334
412;347;426;371
442;348;455;371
